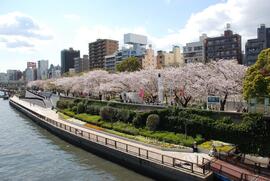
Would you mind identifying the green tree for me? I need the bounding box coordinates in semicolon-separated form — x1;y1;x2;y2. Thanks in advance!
116;56;141;72
243;48;270;99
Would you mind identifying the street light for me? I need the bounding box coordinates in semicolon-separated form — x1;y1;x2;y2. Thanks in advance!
158;73;163;104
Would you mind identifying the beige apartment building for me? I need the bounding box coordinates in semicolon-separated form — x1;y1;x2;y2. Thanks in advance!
156;46;184;69
142;45;156;69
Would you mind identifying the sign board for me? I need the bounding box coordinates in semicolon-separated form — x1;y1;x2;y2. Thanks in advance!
207;96;220;104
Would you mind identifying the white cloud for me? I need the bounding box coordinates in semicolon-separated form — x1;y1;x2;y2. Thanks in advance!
0;12;53;51
64;14;81;21
72;0;270;53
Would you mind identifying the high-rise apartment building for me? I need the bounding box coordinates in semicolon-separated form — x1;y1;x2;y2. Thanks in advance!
245;24;270;66
74;55;89;73
61;48;80;74
24;68;35;82
183;34;207;63
205;25;242;64
104;34;148;72
37;60;49;80
7;70;22;81
89;39;118;69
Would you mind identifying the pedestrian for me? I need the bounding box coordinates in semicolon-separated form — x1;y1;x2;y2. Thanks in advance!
99;92;102;101
192;141;198;153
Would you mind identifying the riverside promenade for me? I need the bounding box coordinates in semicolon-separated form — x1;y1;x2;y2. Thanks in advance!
9;96;213;181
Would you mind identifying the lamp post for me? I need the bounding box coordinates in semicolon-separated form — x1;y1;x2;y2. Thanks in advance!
158;73;163;104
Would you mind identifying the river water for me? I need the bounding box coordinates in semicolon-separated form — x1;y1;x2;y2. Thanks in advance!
0;97;153;181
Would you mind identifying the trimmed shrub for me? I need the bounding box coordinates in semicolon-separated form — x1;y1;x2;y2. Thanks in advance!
146;114;160;131
77;102;85;114
71;106;77;113
100;106;117;122
116;109;134;123
56;100;70;109
86;105;100;115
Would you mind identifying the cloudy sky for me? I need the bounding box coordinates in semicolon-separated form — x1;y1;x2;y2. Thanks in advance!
0;0;270;72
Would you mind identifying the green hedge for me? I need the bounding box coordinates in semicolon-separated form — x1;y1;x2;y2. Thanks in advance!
132;107;270;156
56;99;270;156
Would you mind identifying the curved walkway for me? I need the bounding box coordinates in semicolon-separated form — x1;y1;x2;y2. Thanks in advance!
11;96;213;177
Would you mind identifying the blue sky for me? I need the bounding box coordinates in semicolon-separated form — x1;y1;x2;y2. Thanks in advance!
0;0;270;72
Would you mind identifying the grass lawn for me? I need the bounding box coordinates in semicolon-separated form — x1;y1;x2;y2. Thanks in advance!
74;113;101;123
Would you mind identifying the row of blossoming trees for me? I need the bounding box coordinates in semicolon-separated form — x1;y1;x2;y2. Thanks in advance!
27;60;247;110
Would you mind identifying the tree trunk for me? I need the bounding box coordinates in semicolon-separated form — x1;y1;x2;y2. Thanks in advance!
220;93;228;111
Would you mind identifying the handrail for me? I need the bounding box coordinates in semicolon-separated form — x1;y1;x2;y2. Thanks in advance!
202;156;270;181
10;98;211;177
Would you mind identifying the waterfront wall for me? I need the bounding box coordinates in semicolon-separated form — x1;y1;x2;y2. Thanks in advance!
9;98;213;181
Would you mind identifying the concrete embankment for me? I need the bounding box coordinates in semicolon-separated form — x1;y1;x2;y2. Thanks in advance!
9;97;213;181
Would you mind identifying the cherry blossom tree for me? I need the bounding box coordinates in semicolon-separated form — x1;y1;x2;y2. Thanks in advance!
27;60;246;109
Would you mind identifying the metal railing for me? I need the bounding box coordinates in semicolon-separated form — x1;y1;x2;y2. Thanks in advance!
10;99;211;177
202;157;270;181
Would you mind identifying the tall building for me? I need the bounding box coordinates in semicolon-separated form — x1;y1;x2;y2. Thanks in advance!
0;73;8;82
142;45;155;69
24;68;35;82
7;70;22;81
48;64;61;79
104;33;147;72
183;34;207;63
205;24;242;64
37;60;49;80
74;55;89;73
156;46;184;69
61;48;80;74
89;39;118;69
245;24;270;66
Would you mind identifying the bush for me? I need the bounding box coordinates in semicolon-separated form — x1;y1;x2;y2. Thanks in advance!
77;102;85;114
115;109;134;123
71;106;77;113
56;100;70;109
100;106;117;122
86;105;100;115
112;122;139;135
146;114;160;131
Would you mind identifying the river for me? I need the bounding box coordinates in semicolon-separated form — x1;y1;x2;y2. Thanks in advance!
0;97;153;181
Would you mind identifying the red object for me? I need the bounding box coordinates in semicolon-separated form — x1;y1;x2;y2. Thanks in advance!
179;88;185;96
139;88;144;98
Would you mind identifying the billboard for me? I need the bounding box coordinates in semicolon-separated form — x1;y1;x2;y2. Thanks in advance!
27;62;36;68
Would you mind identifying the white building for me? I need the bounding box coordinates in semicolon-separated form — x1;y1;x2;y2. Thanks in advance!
37;60;49;80
183;34;207;63
48;64;61;79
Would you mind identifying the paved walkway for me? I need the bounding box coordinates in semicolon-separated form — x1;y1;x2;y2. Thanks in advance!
11;96;213;176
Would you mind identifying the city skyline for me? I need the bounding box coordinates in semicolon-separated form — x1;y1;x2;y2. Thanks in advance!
0;0;270;72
